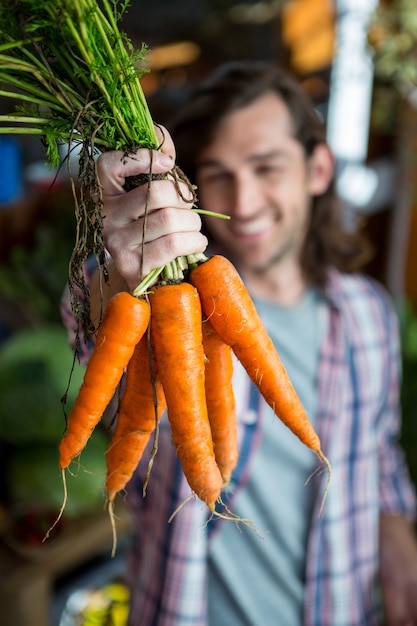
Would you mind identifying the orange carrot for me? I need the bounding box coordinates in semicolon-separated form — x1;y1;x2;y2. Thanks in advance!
106;333;166;502
190;255;322;456
149;282;223;511
202;319;238;485
59;292;150;469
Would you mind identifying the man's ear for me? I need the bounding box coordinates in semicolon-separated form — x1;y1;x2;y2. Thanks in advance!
307;143;334;196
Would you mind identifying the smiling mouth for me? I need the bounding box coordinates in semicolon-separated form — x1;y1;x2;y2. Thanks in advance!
231;215;278;238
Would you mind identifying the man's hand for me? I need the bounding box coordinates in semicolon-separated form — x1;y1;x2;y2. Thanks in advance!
88;126;208;323
380;513;417;625
97;142;207;293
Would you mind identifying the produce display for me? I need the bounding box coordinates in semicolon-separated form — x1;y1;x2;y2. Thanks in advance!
0;0;330;548
0;327;108;542
0;327;84;446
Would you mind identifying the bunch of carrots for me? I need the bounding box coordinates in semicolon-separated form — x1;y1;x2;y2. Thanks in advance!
57;254;330;542
0;0;330;549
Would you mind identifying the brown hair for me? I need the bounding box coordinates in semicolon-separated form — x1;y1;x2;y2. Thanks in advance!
168;61;371;287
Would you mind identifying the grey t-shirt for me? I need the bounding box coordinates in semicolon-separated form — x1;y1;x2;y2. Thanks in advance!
207;288;324;626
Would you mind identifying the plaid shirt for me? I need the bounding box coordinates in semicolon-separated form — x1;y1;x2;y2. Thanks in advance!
61;268;416;626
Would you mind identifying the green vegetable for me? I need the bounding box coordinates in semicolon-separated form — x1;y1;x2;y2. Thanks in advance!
8;432;108;517
0;326;84;445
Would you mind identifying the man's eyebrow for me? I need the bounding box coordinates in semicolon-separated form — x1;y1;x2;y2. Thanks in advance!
196;158;223;170
197;150;289;170
248;150;289;163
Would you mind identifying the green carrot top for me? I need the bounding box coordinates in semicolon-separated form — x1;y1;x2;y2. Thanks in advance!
0;0;158;164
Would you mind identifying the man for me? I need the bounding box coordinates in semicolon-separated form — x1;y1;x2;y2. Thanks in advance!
64;62;417;625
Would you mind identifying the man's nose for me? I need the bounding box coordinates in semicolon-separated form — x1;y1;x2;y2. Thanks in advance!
231;175;262;219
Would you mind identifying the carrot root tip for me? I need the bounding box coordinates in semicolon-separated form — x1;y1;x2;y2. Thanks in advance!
305;450;332;517
143;430;159;497
168;493;195;523
43;467;67;542
108;500;118;558
206;503;262;537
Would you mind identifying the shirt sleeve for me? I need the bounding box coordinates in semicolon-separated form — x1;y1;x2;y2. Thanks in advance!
376;288;416;519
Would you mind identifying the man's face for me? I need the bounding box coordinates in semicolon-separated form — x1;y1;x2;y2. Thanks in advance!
195;92;326;276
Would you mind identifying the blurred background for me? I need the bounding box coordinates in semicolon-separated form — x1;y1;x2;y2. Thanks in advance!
0;0;417;624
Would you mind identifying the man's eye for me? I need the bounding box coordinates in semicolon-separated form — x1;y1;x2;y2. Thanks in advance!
257;165;283;176
204;173;230;185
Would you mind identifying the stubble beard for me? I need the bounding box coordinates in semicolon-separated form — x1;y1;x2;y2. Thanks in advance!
235;235;299;276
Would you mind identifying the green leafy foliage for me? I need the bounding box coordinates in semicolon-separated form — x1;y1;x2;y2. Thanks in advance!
0;0;158;158
369;0;417;89
368;0;417;130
